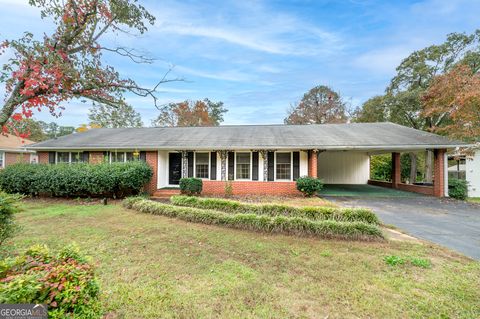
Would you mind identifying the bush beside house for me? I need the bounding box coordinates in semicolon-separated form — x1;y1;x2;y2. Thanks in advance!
448;178;468;200
295;177;324;196
179;178;203;195
0;162;152;198
0;244;101;318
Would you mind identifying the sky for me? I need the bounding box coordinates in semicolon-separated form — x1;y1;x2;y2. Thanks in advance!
0;0;479;127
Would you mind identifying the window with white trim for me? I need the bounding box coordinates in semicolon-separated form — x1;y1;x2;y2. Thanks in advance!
56;152;85;164
0;151;4;168
109;151;138;163
195;152;209;179
276;152;291;180
236;152;251;180
71;152;83;163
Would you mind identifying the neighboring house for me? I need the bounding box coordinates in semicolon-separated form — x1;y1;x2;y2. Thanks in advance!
27;122;465;197
449;151;480;197
0;133;37;168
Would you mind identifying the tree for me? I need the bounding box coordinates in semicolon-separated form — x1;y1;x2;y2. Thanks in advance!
423;64;480;142
38;121;75;139
76;123;102;132
152;99;227;127
88;103;143;128
0;0;177;134
284;85;348;124
352;96;388;123
6;118;47;141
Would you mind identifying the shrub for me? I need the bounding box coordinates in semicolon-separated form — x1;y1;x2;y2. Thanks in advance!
448;178;468;200
296;176;324;196
0;244;101;318
384;255;405;266
124;197;384;240
170;195;379;224
179;178;203;196
0;192;23;246
0;162;153;198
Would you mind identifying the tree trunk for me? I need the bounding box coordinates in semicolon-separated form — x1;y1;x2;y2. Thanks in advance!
409;152;417;184
425;150;433;183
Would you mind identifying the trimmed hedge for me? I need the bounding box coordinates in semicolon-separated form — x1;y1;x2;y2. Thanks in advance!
123;197;384;240
170;195;379;225
0;244;101;318
449;178;468;200
0;162;153;198
296;176;324;196
179;178;203;195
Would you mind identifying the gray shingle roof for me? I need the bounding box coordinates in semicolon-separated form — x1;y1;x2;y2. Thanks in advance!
27;122;466;151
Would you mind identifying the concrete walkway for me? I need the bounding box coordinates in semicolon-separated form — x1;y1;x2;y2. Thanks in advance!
327;196;480;260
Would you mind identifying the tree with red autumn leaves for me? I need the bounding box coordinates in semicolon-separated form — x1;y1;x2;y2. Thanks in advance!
423;64;480;142
0;0;176;137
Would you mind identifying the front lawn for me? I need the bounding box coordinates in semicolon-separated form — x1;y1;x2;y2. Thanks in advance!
6;199;480;318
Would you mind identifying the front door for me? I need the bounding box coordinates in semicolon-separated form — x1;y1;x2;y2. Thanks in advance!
168;153;182;185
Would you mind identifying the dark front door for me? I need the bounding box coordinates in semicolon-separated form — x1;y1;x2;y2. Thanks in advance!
169;153;182;185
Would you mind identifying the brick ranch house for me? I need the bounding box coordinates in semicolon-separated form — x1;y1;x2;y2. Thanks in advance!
0;133;37;168
27;122;465;197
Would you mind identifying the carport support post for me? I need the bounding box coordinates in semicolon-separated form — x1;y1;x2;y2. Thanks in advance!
433;149;446;197
308;150;318;178
392;152;401;188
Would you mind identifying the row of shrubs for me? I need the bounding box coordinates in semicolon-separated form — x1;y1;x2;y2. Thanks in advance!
170;195;379;225
0;162;152;198
123;197;384;240
0;244;101;318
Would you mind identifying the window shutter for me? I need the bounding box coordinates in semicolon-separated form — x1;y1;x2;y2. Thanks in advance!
293;151;300;180
48;152;56;164
228;152;234;180
83;151;90;163
210;152;217;180
187;152;194;177
267;152;274;181
252;152;259;181
139;151;146;162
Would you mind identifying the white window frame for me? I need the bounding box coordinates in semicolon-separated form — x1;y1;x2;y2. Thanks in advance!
234;151;252;181
56;151;84;164
274;151;293;181
194;152;210;180
108;151;137;163
0;151;5;168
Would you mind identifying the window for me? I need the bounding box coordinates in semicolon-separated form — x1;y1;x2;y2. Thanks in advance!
0;151;4;168
57;152;70;163
126;152;135;162
71;152;84;163
195;153;209;179
111;152;125;163
276;152;291;180
236;152;251;180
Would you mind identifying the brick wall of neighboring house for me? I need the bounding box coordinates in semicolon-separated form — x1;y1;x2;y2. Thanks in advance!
145;151;158;194
202;180;301;196
4;152;30;166
38;151;49;164
89;152;104;164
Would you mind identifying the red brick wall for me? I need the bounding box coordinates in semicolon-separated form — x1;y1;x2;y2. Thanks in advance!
308;150;318;178
145;151;158;195
397;183;434;196
4;152;30;166
391;152;401;188
202;180;301;196
89;152;104;164
38;151;49;164
433;149;446;197
368;180;393;188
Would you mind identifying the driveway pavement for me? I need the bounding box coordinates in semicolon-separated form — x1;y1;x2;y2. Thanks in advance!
327;196;480;260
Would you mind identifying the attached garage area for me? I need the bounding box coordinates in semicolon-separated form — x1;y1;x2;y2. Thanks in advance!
317;151;370;184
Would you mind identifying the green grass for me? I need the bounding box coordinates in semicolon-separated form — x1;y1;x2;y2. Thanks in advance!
5;199;480;318
467;197;480;204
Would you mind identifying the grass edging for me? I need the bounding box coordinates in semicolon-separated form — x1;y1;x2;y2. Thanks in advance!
170;195;380;225
123;197;384;240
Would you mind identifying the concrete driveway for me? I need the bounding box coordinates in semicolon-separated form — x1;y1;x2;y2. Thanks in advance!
327;196;480;260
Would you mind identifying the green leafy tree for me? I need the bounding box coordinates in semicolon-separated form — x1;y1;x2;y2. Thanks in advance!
88;103;143;128
6;118;46;141
38;121;75;139
285;85;348;124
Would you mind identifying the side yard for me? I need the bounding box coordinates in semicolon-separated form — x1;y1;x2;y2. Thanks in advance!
6;199;480;318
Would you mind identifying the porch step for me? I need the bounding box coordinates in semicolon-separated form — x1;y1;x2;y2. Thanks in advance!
152;188;181;199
